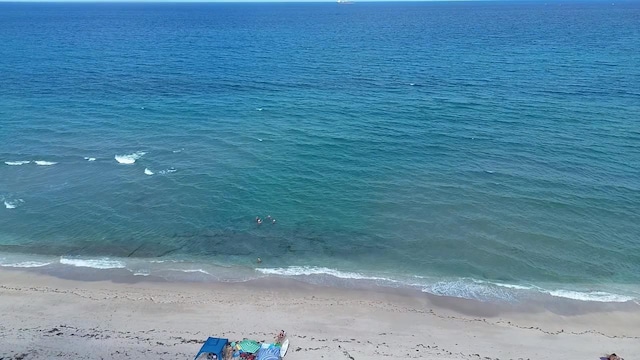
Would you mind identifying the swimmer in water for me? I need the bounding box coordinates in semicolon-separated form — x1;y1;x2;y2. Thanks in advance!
272;219;276;224
256;216;262;225
257;257;262;264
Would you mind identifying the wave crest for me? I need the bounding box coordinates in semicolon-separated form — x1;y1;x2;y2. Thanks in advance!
4;161;31;166
59;257;126;269
158;168;177;175
115;151;146;165
34;160;57;166
3;199;24;209
256;266;396;282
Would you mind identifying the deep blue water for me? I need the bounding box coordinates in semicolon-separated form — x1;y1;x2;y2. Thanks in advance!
1;1;639;303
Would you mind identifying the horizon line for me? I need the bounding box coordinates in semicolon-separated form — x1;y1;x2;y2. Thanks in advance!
0;0;619;3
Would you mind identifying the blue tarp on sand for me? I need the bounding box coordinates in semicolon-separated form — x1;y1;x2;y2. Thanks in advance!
194;337;229;360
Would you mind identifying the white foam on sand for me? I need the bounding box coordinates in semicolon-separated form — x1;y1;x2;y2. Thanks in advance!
144;168;154;175
0;261;51;268
34;161;57;166
59;257;126;269
114;151;146;165
4;161;31;166
544;289;635;303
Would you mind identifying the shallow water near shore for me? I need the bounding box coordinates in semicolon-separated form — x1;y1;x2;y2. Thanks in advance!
1;2;639;304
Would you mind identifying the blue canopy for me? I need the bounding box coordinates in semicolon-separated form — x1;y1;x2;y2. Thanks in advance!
194;337;229;360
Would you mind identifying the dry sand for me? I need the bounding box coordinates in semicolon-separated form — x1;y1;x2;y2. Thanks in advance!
0;269;638;360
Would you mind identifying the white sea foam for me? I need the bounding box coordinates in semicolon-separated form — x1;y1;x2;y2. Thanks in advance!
421;278;636;303
114;151;146;165
256;108;263;111
84;157;96;162
544;289;634;303
59;257;126;269
4;199;24;209
423;279;517;301
4;161;30;166
171;269;211;275
468;278;534;291
0;261;51;268
34;160;57;166
172;148;184;153
158;168;177;175
491;282;533;290
144;168;154;175
256;266;395;282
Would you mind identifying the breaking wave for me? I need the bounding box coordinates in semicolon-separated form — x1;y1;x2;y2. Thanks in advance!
34;160;57;166
256;266;396;282
3;199;24;209
4;161;31;166
256;266;637;303
158;168;177;175
1;256;636;304
543;289;635;303
114;151;146;164
59;257;126;269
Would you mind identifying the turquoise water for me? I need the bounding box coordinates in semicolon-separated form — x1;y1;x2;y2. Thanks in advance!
1;2;639;302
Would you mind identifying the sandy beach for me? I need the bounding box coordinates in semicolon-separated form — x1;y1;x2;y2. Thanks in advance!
0;269;638;360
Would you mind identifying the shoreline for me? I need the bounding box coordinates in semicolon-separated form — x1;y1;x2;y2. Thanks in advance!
1;268;639;360
1;251;639;306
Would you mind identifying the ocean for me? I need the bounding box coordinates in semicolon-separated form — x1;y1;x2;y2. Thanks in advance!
1;1;639;304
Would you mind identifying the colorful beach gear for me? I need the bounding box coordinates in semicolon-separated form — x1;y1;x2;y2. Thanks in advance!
193;337;229;360
256;346;281;360
238;339;261;354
